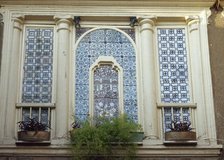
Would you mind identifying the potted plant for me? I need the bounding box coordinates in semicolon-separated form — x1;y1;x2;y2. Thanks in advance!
17;117;50;142
165;121;196;142
70;114;144;160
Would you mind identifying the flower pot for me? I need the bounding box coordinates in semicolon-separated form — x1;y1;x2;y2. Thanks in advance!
18;131;50;142
165;131;196;141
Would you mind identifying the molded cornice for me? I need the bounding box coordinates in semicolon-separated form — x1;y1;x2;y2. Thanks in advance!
0;0;218;8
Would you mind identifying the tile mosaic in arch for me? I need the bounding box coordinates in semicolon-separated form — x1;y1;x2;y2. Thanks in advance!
94;65;119;118
75;28;137;121
157;28;191;131
22;28;54;103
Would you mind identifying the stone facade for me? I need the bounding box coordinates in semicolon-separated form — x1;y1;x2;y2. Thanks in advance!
208;10;224;147
0;0;223;159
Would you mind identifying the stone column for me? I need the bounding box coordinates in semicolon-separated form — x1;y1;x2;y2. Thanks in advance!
187;16;208;144
54;16;73;141
139;17;158;139
4;15;23;143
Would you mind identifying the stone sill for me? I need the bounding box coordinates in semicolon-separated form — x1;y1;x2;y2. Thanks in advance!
163;140;197;146
0;144;221;157
16;141;51;146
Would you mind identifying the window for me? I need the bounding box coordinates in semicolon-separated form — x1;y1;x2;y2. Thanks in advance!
157;27;194;132
17;26;55;127
93;64;119;118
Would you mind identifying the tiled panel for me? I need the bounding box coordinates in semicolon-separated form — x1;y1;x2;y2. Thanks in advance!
22;28;54;103
75;28;137;121
157;28;191;132
157;28;190;103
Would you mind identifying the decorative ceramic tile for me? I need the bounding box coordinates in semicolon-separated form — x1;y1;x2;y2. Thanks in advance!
22;27;54;103
120;28;135;42
22;108;30;121
157;28;190;103
158;28;191;132
94;65;119;118
21;107;49;126
75;28;137;122
41;108;49;125
75;28;92;41
164;107;191;132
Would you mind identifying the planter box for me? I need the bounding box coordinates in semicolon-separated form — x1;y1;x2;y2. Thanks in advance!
18;131;50;142
165;131;196;141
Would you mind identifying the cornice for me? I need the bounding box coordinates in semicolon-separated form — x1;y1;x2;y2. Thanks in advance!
0;0;217;8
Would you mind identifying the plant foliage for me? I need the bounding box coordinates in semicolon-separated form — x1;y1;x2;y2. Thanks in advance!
70;114;142;160
170;121;192;132
17;117;50;131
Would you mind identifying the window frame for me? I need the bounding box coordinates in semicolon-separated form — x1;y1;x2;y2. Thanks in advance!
16;23;57;134
154;24;197;136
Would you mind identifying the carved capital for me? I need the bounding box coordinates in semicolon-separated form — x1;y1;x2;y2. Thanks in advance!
12;15;24;31
185;16;200;33
138;16;156;33
54;15;73;31
185;16;200;25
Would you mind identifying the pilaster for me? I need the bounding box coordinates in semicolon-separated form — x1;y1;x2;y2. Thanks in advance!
138;17;158;140
3;15;24;144
53;15;73;143
186;16;209;145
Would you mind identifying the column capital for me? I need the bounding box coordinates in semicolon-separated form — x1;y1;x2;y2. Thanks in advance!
185;16;200;33
12;14;24;31
54;15;73;32
54;15;73;24
138;16;157;26
185;15;200;25
138;16;156;33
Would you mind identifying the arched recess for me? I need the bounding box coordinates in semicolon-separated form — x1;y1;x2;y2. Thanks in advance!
74;27;138;122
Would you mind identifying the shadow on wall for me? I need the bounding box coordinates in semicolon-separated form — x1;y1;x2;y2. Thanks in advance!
208;2;224;159
0;13;3;76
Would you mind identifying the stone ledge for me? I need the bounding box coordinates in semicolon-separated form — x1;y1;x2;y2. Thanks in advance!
0;145;221;158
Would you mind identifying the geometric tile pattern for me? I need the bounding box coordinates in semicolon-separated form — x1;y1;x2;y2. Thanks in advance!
94;65;119;118
22;28;54;103
75;28;137;122
157;28;190;103
164;107;191;132
157;28;191;132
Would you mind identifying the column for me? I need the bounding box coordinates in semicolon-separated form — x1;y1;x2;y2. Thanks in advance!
54;15;73;141
187;16;208;144
4;15;23;143
139;17;158;139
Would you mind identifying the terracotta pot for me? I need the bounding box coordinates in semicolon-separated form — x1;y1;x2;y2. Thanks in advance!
165;131;196;141
18;131;50;142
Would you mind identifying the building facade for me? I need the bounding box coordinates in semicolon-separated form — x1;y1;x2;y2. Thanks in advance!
0;0;222;159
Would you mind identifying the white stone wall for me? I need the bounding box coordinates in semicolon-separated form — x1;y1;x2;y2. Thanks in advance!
0;2;221;157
